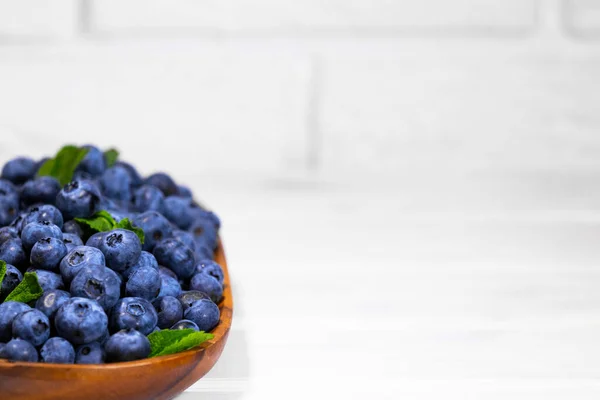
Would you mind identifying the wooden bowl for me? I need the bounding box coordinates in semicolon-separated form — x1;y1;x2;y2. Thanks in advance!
0;242;233;400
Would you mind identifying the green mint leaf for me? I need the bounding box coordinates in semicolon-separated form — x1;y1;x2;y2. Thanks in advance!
37;145;90;186
5;272;43;303
0;260;6;296
148;329;214;358
104;148;119;168
116;218;145;244
75;210;118;237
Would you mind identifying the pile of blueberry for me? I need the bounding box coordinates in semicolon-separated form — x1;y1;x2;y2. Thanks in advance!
0;145;224;363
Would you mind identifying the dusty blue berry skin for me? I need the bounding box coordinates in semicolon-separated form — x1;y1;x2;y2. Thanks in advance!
30;237;68;271
145;172;178;197
1;157;37;185
0;226;18;245
132;211;173;252
105;329;151;362
189;273;222;303
70;265;122;311
177;185;193;199
153;296;183;329
1;338;38;362
76;145;106;178
132;185;165;213
27;269;65;292
0;301;31;342
195;260;224;285
12;309;51;347
184;299;220;332
163;196;193;230
153;238;196;280
0;238;26;267
114;161;143;188
75;342;105;364
0;179;17;196
56;180;101;220
62;232;83;252
35;289;71;319
172;230;196;251
23;204;64;229
99;165;132;201
20;177;61;206
21;221;63;252
109;297;157;335
158;268;182;299
126;265;161;301
122;251;158;280
59;245;106;283
55;297;108;345
0;191;19;226
40;337;75;364
188;216;218;251
99;229;142;273
170;320;199;331
0;264;22;301
62;220;84;238
177;291;211;311
85;231;106;249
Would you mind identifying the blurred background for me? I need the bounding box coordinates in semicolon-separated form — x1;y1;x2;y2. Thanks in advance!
2;0;600;398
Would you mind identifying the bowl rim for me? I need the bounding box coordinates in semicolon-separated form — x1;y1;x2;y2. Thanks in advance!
0;239;233;369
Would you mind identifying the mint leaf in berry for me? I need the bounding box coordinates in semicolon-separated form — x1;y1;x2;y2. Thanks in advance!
75;210;117;234
116;218;145;244
5;272;43;303
0;260;6;295
104;148;119;168
37;145;90;186
148;329;214;358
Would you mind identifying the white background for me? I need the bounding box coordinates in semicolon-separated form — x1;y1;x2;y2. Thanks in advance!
2;0;600;398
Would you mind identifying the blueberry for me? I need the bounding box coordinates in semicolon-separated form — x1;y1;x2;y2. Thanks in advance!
177;185;193;199
70;265;121;311
189;217;218;251
177;291;211;311
132;211;173;252
0;179;17;197
60;245;106;283
1;338;38;362
172;230;196;251
0;192;19;227
195;245;214;262
62;232;83;252
85;231;106;249
0;226;18;246
0;264;22;300
105;329;150;362
62;220;84;238
132;185;165;213
99;229;142;273
145;172;178;197
0;238;26;267
35;290;71;319
20;177;61;206
122;251;158;280
158;268;182;299
30;237;68;271
114;161;143;188
125;265;161;301
21;221;62;252
162;196;193;230
97;327;110;345
189;273;222;303
153;238;195;280
55;297;108;345
195;260;224;285
190;207;221;230
23;204;64;229
27;269;64;292
12;309;50;347
76;145;106;178
99;165;132;201
35;157;50;173
1;157;36;184
0;301;31;342
184;299;220;332
153;296;183;329
40;337;75;364
75;342;105;364
170;320;199;331
56;180;101;220
110;297;157;335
